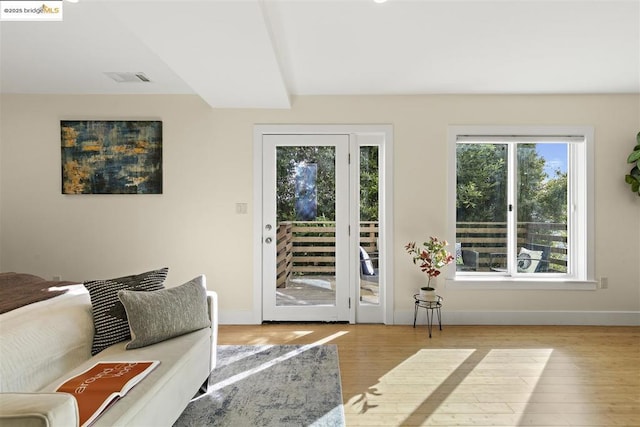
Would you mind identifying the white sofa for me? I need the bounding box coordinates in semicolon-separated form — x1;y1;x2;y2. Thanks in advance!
0;275;218;427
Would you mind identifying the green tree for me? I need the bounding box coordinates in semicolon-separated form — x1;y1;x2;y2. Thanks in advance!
456;144;507;222
536;170;568;223
275;146;379;222
516;144;547;223
276;146;336;221
456;143;566;224
360;146;379;221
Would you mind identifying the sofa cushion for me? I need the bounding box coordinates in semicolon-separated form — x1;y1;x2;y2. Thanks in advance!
84;268;168;355
0;393;79;427
517;247;543;273
118;276;209;350
0;286;94;393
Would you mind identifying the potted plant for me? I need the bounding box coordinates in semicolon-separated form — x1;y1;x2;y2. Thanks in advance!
624;131;640;196
405;236;455;301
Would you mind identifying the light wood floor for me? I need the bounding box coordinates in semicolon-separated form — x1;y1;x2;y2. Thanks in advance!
218;324;640;427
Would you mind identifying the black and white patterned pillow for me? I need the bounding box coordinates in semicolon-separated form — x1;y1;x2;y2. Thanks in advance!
84;267;168;355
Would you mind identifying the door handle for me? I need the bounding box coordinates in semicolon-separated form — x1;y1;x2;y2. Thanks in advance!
265;237;273;244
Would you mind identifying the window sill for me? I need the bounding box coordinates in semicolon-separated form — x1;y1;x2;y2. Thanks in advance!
445;276;598;291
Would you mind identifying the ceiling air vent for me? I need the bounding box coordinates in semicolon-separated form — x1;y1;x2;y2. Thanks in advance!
104;72;152;83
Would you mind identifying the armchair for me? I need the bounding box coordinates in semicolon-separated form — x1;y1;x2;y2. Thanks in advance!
459;249;479;271
455;243;479;271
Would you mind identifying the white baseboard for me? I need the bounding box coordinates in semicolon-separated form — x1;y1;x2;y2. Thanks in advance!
219;310;256;325
220;309;640;326
396;309;640;326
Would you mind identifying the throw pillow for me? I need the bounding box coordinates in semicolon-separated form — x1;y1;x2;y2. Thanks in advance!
118;275;210;350
84;267;168;355
455;243;464;265
517;247;543;273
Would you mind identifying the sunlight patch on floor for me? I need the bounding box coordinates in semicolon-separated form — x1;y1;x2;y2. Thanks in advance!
346;348;555;426
347;349;474;414
247;329;316;345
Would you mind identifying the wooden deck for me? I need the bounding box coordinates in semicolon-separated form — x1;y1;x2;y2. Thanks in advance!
276;275;379;306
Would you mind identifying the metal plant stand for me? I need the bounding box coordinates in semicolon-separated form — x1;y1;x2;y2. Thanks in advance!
413;294;443;338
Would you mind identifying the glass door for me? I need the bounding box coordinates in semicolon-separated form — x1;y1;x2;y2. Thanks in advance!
262;134;350;321
354;135;384;323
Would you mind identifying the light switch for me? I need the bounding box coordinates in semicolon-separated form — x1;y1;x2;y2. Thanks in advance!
235;203;248;214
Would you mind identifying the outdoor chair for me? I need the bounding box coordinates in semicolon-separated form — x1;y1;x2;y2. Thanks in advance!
490;243;551;273
455;243;479;271
359;246;379;283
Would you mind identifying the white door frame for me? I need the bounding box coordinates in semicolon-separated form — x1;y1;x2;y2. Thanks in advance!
253;124;394;324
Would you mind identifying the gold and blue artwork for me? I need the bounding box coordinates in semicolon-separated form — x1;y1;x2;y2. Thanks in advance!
61;120;162;194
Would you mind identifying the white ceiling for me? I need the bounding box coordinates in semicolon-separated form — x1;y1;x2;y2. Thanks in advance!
1;0;639;109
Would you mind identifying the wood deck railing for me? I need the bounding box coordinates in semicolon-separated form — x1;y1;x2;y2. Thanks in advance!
456;222;567;272
276;220;568;286
276;221;378;287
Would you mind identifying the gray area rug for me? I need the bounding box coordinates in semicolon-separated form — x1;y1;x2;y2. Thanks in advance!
174;344;345;427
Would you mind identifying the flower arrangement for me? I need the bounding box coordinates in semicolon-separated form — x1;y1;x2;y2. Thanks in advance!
405;236;455;288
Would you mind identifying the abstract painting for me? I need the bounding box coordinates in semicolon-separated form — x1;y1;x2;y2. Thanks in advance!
61;120;162;194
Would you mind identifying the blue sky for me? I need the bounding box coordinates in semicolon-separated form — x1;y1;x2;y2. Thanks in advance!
536;144;567;177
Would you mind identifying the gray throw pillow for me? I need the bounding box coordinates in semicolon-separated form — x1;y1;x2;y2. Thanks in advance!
84;267;168;355
118;276;210;350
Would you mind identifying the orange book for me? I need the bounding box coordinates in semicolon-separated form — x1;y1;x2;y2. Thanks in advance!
56;361;160;427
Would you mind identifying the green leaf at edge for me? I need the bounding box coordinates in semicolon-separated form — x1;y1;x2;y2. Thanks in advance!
628;150;640;163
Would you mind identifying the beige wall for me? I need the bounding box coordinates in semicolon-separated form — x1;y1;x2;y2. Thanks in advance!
1;94;638;324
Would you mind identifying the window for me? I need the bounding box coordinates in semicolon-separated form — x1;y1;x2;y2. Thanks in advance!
448;126;594;286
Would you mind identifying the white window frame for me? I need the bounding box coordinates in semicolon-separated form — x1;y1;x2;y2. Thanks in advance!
446;125;596;290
